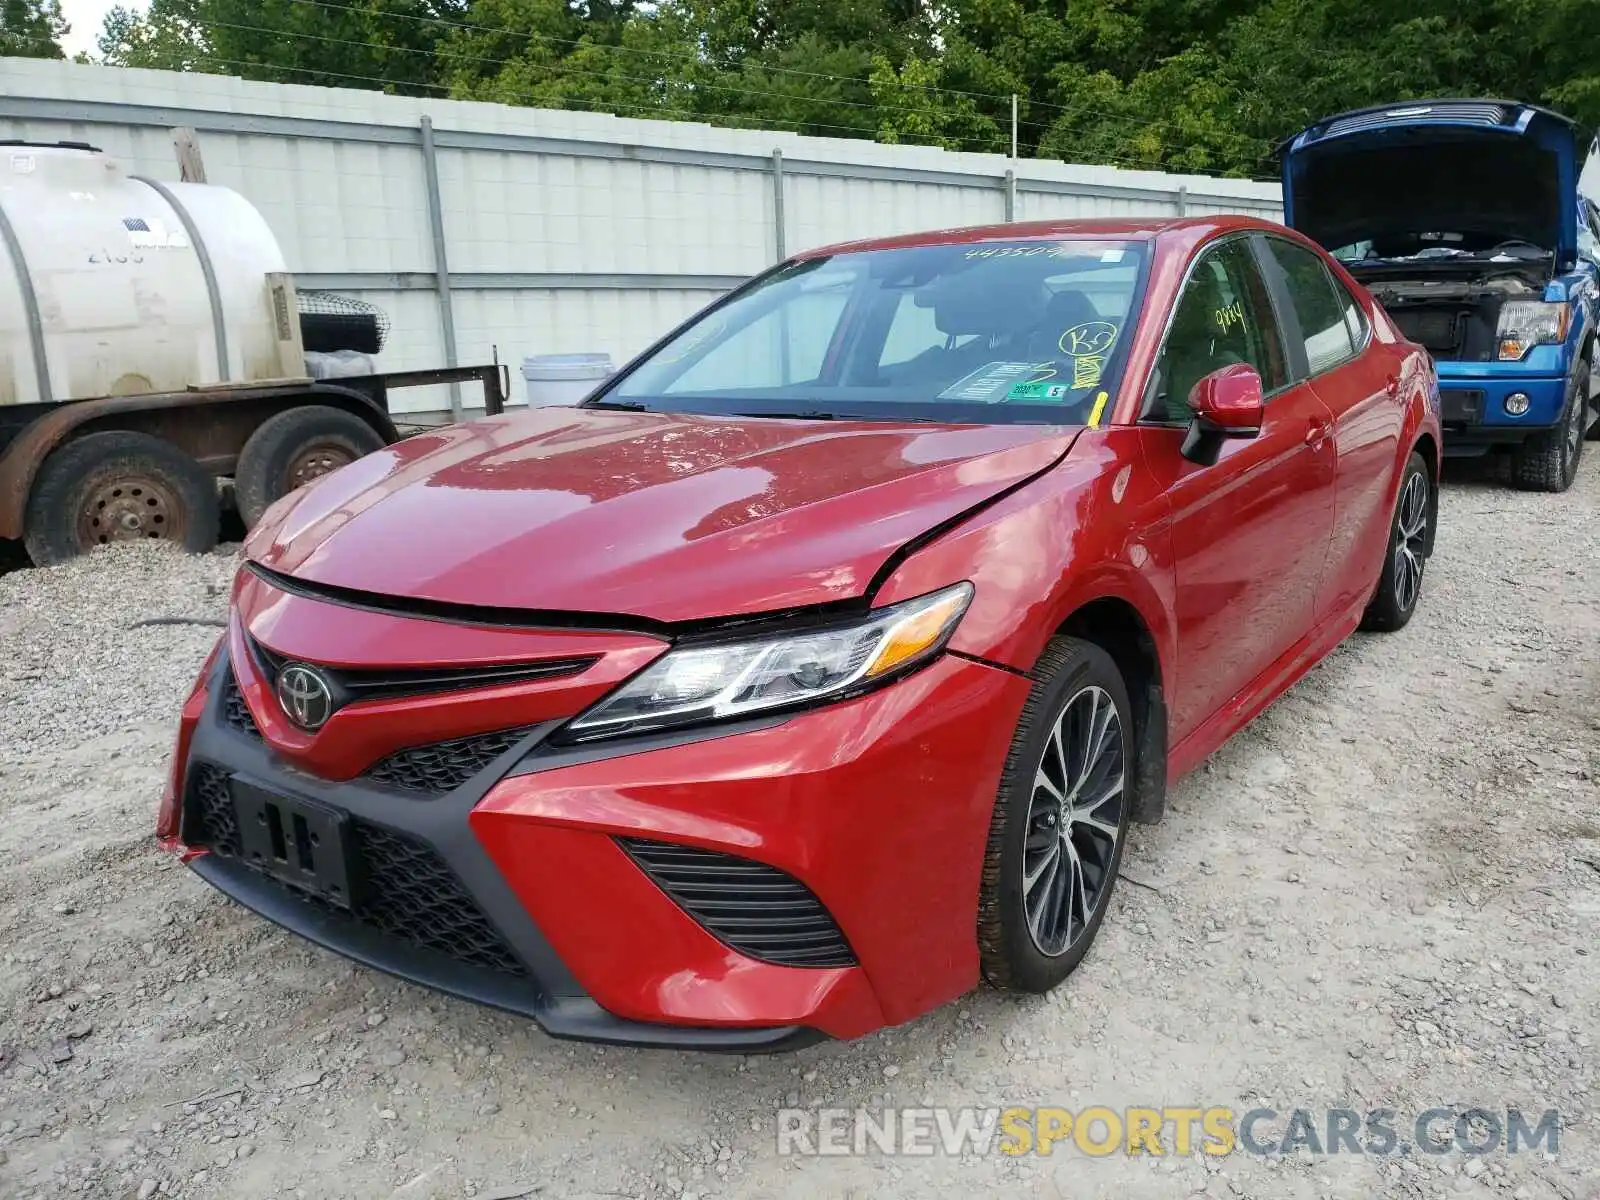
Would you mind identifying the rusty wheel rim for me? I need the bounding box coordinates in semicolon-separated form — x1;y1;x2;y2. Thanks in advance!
76;473;187;550
286;443;355;489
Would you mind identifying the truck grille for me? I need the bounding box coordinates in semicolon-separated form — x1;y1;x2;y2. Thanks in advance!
619;838;856;969
364;726;538;794
183;763;525;977
1391;308;1465;357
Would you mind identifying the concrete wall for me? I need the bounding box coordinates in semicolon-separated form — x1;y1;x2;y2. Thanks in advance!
0;57;1284;415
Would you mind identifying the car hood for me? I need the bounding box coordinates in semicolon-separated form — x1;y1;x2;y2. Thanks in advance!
244;407;1078;624
1281;99;1579;263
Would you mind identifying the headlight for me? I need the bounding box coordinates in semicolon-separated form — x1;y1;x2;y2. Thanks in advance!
1496;301;1569;360
560;582;974;741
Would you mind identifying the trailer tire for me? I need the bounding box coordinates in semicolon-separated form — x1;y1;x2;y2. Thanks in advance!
23;431;220;567
235;405;386;529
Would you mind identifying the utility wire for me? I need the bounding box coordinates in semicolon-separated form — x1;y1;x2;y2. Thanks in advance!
182;54;1025;153
274;0;1196;140
191;14;1059;136
177;24;1192;172
142;6;1279;176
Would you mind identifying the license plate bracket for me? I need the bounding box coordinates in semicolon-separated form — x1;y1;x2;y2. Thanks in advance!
231;777;355;910
1440;388;1484;426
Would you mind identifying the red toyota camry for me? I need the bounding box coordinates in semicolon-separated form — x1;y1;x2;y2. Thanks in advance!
158;216;1441;1049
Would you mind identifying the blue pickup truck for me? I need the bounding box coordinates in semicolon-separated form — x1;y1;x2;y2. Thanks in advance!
1281;100;1600;492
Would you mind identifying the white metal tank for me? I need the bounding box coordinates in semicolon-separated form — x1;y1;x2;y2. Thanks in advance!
0;141;291;407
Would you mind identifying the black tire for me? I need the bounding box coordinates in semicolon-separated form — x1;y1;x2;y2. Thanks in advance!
1511;361;1586;492
978;636;1133;994
23;430;220;567
1586;369;1600;442
1360;451;1432;633
234;405;386;529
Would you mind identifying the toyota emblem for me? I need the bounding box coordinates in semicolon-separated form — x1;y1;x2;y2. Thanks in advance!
276;663;335;730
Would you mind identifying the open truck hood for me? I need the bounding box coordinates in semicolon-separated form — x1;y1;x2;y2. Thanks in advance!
1281;99;1580;265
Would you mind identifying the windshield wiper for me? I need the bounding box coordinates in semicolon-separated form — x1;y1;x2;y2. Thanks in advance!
731;409;841;420
584;399;650;412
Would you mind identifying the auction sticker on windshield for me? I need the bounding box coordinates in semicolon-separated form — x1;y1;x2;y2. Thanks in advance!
939;362;1054;402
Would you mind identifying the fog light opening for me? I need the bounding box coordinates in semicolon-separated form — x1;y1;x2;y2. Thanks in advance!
1504;392;1531;416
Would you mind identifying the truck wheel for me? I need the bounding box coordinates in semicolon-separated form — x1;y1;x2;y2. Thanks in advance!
234;405;385;529
1511;362;1586;492
23;431;220;567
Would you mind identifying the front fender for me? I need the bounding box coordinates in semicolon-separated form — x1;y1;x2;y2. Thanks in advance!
871;429;1176;684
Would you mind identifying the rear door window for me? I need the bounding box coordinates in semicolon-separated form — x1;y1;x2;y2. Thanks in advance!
1261;237;1359;377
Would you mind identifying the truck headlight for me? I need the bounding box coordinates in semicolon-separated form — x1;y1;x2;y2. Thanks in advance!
560;583;974;742
1496;301;1569;360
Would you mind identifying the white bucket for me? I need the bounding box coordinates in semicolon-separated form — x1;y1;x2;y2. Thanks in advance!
520;353;614;407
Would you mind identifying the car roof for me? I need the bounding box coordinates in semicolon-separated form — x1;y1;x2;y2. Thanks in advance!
794;214;1284;260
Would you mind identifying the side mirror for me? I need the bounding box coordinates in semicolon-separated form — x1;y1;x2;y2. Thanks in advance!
1181;364;1264;465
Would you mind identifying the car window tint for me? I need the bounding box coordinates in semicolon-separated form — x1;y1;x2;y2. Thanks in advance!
611;240;1153;425
664;289;850;393
1581;202;1600;261
1145;239;1287;424
1264;237;1357;376
879;292;977;368
1335;273;1365;347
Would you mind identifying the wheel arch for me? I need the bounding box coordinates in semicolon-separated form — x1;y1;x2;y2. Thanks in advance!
1409;428;1440;556
1052;593;1168;825
0;387;397;541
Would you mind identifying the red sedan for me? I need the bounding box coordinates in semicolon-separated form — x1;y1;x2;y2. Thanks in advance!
158;216;1441;1049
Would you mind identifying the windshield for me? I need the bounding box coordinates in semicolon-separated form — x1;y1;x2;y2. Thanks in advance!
597;238;1152;425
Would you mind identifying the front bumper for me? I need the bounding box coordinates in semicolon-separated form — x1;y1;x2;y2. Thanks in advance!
1435;362;1567;451
164;643;1028;1049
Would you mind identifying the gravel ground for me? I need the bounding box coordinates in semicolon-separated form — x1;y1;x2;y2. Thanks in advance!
0;453;1597;1200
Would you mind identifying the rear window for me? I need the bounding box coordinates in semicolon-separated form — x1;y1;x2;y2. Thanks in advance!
1262;238;1360;375
603;239;1153;425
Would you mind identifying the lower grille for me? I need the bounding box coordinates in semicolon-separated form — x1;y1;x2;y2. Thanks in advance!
619;838;856;969
364;726;538;794
182;764;525;977
350;822;525;975
222;675;261;739
187;763;243;855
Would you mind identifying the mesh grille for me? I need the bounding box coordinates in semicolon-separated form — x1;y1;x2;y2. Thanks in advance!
619;838;856;969
350;822;525;975
364;726;537;794
186;763;242;856
222;676;261;739
296;290;391;352
182;765;524;977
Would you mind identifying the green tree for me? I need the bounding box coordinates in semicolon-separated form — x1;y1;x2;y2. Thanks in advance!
79;0;1600;179
98;0;210;70
2;0;67;58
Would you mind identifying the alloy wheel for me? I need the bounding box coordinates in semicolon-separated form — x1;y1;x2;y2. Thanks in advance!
1021;685;1125;957
1392;472;1428;614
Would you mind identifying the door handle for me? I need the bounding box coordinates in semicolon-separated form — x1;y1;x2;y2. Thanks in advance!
1305;420;1330;449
